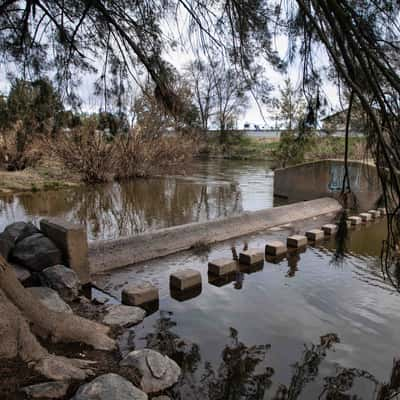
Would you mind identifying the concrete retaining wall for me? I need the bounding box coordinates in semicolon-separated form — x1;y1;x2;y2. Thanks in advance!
274;160;381;211
89;197;341;273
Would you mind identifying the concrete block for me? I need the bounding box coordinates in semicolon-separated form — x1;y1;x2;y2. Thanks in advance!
321;224;338;235
170;269;201;290
359;212;372;222
40;219;90;284
170;285;202;302
305;229;325;242
348;216;362;225
208;258;237;276
122;281;159;306
208;272;236;287
368;210;380;218
239;249;264;265
287;235;307;248
265;240;287;256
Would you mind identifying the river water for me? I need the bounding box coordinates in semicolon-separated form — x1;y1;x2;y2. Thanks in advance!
2;158;399;399
99;218;399;400
0;159;274;241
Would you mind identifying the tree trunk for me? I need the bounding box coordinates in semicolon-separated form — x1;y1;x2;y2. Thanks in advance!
0;255;116;380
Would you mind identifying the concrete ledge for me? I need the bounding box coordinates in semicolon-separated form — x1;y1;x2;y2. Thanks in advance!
89;197;342;273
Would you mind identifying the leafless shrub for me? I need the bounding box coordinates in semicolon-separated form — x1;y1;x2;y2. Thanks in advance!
113;129;197;180
0;124;42;171
47;121;115;183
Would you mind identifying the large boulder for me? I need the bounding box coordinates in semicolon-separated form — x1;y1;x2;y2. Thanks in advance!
10;233;62;271
41;265;81;301
27;287;72;313
4;221;40;243
102;304;146;328
120;349;181;393
0;232;14;259
72;373;148;400
21;381;70;399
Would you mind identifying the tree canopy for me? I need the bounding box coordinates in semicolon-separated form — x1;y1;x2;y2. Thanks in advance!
2;0;400;276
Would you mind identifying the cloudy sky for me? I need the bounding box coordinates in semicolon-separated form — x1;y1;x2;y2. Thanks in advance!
0;24;341;129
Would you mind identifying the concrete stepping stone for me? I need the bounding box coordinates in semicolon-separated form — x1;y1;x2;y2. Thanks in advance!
359;212;372;222
368;209;380;218
287;235;307;248
321;224;338;235
265;240;287;256
348;216;362;225
378;207;387;215
170;285;202;302
208;258;236;276
239;249;264;265
170;269;201;290
122;281;159;307
305;229;325;242
208;272;236;287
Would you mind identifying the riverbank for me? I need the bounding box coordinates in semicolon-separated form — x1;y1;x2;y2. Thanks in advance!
202;133;366;164
0;159;80;194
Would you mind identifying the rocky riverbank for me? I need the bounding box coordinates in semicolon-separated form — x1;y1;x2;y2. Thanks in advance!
0;221;183;400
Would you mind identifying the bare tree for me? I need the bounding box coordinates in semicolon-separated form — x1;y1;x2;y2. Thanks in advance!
184;59;216;131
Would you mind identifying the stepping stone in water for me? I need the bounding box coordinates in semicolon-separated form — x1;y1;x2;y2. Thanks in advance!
170;269;201;290
321;224;338;235
368;209;380;218
208;258;236;276
265;240;287;256
348;216;362;225
359;212;372;222
378;207;387;215
287;235;307;248
239;249;264;265
305;229;325;242
170;285;202;302
122;281;159;307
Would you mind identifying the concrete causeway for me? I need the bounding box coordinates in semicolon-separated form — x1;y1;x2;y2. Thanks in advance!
89;197;341;273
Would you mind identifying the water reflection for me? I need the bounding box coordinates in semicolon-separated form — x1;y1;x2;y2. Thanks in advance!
134;310;400;399
0;159;273;240
113;219;400;400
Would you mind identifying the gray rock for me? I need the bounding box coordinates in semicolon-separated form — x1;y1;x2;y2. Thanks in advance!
120;349;181;393
11;233;62;271
27;287;72;313
4;221;39;243
0;232;14;259
72;373;148;400
41;265;81;301
10;263;32;283
102;304;146;328
21;381;70;399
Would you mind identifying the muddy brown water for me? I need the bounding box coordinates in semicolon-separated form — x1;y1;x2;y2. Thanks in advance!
0;159;274;240
93;217;400;400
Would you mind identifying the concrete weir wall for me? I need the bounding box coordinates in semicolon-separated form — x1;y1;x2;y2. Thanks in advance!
89;197;341;273
274;159;381;211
